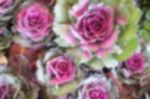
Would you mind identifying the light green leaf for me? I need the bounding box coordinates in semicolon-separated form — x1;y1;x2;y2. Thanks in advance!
67;0;77;5
128;7;141;25
53;24;69;37
102;0;132;6
52;81;78;96
87;58;104;69
114;37;138;61
54;4;70;23
55;38;70;47
139;29;150;42
67;48;90;64
144;23;150;31
102;56;119;68
0;35;12;50
92;0;101;3
53;24;74;47
119;25;138;42
119;7;141;42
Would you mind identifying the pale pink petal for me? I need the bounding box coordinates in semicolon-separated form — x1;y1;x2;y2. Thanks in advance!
83;50;93;61
96;48;112;58
117;16;127;26
66;32;77;45
70;0;90;18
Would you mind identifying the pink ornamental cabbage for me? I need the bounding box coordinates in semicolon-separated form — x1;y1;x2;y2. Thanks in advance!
0;83;12;99
46;55;76;85
68;4;117;59
126;53;145;74
81;82;108;99
0;0;13;16
16;3;53;42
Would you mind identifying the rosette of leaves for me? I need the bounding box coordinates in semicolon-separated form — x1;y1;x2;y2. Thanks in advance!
0;54;40;99
114;51;150;99
0;62;40;99
63;73;120;99
53;0;142;69
0;74;26;99
35;48;83;97
11;0;55;48
115;66;150;99
0;73;40;99
0;0;23;26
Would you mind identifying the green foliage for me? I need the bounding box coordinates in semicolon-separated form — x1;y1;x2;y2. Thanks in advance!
138;10;150;43
87;57;104;69
88;56;119;69
114;37;138;61
52;81;78;96
119;7;141;42
145;10;150;20
139;22;150;42
114;1;141;61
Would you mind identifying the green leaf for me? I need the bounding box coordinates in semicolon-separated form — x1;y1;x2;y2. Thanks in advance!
53;24;74;47
88;56;119;69
139;29;150;42
119;7;141;42
0;35;12;51
144;23;150;31
67;48;90;64
128;7;141;25
114;37;138;61
53;24;69;36
67;0;77;5
54;4;70;23
146;10;150;20
57;0;77;4
87;58;104;69
52;81;78;96
102;0;132;7
101;56;119;68
119;25;138;42
55;38;70;47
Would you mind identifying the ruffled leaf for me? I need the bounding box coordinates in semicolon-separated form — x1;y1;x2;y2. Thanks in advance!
119;7;141;41
114;37;138;61
87;57;105;69
54;3;71;23
51;81;78;96
66;48;91;64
